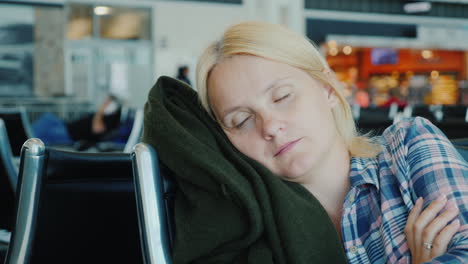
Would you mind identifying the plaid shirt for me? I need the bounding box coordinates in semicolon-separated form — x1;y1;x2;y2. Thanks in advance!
342;117;468;264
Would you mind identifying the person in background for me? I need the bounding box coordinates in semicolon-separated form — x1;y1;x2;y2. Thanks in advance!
382;87;408;108
354;88;370;108
176;65;191;86
196;21;467;264
32;94;123;148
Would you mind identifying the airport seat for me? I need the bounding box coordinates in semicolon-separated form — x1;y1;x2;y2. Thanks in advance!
5;138;143;264
410;104;440;123
131;143;174;264
124;109;144;153
452;138;468;147
442;105;468;122
0;119;18;232
403;105;466;139
96;108;144;153
356;106;394;135
0;119;19;263
455;145;468;162
0;107;34;156
434;120;468;140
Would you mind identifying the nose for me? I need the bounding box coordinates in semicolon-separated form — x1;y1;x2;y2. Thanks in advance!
260;115;283;141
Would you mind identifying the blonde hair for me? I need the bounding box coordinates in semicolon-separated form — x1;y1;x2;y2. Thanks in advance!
196;21;381;157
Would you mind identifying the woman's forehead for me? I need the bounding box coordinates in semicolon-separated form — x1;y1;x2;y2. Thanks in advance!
209;56;296;88
208;55;322;93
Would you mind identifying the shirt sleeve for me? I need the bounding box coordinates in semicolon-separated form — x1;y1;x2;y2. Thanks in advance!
402;117;468;264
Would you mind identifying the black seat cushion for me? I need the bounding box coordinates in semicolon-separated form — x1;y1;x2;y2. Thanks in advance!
432;120;468;140
0;160;15;230
357;107;393;135
0;122;16;231
443;105;466;122
0;112;29;156
29;148;142;264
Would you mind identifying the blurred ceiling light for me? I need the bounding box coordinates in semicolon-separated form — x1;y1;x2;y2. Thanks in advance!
328;40;337;48
403;2;432;13
421;50;433;59
94;6;111;16
329;47;338;56
343;46;352;55
431;70;439;79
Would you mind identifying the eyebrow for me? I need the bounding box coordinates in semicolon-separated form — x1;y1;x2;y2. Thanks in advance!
220;76;292;117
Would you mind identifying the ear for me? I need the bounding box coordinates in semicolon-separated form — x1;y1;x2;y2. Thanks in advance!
323;85;339;108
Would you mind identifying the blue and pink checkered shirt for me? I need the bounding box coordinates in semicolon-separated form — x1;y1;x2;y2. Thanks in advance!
342;117;468;264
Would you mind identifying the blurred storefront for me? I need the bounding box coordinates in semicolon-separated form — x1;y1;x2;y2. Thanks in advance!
325;46;467;106
305;0;468;107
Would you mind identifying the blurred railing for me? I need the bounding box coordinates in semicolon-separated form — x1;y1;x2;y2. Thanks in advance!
0;97;94;122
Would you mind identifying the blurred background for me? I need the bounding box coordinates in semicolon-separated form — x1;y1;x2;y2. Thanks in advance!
0;0;467;136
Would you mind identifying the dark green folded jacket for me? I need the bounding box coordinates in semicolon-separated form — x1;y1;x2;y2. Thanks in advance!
142;76;348;264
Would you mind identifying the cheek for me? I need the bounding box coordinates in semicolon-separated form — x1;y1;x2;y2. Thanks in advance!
228;134;263;160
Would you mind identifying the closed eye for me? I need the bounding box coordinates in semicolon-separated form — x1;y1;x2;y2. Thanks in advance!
274;93;290;103
234;115;251;128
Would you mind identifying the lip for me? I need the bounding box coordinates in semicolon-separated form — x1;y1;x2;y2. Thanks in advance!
274;138;302;157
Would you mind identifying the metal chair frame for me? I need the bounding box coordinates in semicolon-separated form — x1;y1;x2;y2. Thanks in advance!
132;143;172;264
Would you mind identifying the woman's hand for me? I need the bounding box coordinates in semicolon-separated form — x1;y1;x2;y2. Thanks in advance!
405;195;460;264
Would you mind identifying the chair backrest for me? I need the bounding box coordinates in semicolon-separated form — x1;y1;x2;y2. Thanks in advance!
411;104;437;122
435;121;468;140
0;107;34;156
453;139;468;162
356;107;394;135
358;106;392;122
452;138;468;147
5;138;142;264
455;145;468;162
120;106;131;123
131;143;173;264
0;119;18;231
124;109;144;153
442;105;467;122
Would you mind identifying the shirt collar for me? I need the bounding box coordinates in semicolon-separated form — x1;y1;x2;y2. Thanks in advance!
349;155;380;190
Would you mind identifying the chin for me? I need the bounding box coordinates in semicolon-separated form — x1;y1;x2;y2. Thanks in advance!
278;156;315;182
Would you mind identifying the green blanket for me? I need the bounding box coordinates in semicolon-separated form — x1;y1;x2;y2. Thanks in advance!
142;76;348;264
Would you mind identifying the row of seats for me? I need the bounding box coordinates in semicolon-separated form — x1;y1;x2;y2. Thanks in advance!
1;138;174;264
0;107;144;155
353;104;468;138
408;104;468;123
0;106;144;241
